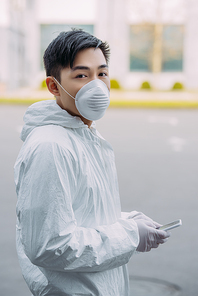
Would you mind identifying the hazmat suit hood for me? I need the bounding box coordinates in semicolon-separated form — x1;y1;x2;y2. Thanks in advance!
21;99;95;142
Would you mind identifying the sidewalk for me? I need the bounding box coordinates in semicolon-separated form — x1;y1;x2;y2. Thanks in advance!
1;88;198;108
110;89;198;108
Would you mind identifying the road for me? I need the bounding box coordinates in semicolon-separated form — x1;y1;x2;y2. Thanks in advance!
0;105;198;296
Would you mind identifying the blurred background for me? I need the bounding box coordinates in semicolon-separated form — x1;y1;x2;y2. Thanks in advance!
0;0;198;93
0;1;198;296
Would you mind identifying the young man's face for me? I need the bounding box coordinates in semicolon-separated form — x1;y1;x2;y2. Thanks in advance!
55;47;110;125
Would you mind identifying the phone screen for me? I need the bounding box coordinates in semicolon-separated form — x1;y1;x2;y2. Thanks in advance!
159;219;182;231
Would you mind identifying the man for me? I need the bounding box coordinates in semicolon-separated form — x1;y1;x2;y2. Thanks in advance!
14;29;169;296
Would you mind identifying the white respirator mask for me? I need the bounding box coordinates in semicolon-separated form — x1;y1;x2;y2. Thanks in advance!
53;77;110;121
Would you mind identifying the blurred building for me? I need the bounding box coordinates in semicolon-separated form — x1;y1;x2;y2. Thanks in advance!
0;0;38;90
0;0;198;91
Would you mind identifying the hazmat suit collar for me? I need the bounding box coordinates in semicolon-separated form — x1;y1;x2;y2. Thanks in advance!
20;100;96;142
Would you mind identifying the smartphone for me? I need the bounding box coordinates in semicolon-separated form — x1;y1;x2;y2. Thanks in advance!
158;219;182;231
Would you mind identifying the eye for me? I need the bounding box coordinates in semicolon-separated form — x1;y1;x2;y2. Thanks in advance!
76;74;87;78
98;72;108;77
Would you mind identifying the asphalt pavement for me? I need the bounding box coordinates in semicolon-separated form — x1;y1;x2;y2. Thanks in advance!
0;105;198;296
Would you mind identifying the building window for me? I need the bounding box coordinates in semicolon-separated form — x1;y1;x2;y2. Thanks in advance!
129;24;184;73
26;0;33;9
130;25;154;72
40;24;94;70
161;25;184;72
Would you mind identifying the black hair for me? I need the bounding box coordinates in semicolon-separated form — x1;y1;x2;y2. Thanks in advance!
43;28;110;82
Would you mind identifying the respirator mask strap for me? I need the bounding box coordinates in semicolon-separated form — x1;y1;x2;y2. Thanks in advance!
53;77;75;100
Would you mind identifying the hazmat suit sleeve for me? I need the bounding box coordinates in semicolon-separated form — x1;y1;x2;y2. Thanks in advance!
15;142;139;273
121;211;140;219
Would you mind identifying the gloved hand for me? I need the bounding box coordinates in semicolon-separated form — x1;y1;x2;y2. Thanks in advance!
128;211;161;228
134;217;170;252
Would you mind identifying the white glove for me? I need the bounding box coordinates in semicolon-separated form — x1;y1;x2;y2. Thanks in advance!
134;215;170;252
127;212;160;227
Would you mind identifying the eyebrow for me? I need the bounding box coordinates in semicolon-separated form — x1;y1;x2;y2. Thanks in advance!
71;64;108;71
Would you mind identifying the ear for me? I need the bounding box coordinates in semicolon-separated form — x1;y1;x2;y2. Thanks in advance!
46;76;60;96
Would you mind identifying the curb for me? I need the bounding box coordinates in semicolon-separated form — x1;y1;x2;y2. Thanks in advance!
0;98;45;105
1;98;198;109
109;100;198;108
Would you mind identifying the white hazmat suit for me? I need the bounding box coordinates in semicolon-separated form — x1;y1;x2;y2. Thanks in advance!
14;100;140;296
